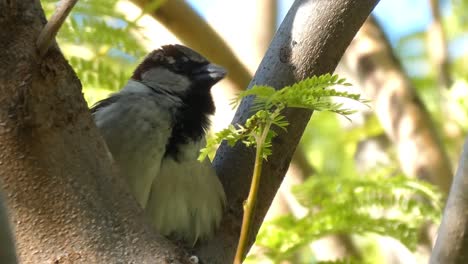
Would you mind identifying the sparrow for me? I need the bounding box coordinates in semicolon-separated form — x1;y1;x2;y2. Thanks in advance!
91;44;226;244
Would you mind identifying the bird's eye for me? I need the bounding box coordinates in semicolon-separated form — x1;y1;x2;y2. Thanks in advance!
172;62;186;73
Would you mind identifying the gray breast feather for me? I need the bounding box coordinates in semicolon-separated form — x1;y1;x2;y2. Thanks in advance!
146;140;226;244
92;93;173;208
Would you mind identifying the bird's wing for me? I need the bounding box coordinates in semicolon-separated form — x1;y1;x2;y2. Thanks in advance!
145;139;226;244
92;93;174;208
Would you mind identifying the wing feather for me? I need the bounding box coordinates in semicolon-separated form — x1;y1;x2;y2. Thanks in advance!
92;93;173;208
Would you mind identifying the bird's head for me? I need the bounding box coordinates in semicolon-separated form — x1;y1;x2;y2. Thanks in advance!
131;44;226;96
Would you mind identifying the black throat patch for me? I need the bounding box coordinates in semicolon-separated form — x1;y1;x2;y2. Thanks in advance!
164;83;215;160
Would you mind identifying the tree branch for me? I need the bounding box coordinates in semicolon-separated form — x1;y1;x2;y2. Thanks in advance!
253;0;278;63
428;0;452;89
430;137;468;263
194;0;380;262
36;0;78;57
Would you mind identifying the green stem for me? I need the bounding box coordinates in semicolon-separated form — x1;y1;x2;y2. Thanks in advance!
234;122;271;264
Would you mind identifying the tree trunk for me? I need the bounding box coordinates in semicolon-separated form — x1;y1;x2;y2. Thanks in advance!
428;0;452;89
194;0;380;262
430;137;468;263
253;0;278;63
0;2;189;263
339;17;453;194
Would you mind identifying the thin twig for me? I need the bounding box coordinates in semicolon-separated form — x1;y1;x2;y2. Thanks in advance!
36;0;79;57
234;123;271;264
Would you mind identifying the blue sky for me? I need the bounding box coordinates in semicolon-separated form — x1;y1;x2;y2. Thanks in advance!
185;0;468;77
187;0;447;46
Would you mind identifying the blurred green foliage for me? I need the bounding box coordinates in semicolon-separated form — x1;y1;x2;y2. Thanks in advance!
42;0;148;105
249;171;442;263
201;74;366;161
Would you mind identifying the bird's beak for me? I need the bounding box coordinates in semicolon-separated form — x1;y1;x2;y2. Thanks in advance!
204;63;227;82
193;63;227;84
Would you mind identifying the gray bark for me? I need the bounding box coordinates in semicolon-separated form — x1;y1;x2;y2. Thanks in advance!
194;0;380;262
0;2;189;263
430;137;468;263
